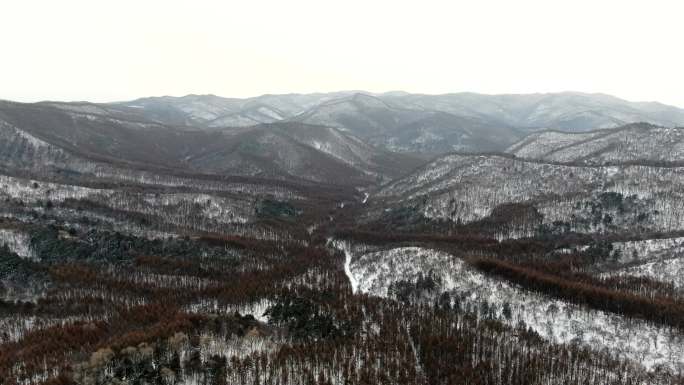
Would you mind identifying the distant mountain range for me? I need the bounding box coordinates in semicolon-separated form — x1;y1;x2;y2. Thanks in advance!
0;99;421;186
1;91;683;188
118;92;353;128
118;91;684;154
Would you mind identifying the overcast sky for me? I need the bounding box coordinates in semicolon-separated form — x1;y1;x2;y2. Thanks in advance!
1;0;682;106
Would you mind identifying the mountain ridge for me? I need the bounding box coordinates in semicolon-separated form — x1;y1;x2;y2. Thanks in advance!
108;91;684;154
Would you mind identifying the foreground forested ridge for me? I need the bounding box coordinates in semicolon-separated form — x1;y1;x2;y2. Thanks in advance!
2;95;684;384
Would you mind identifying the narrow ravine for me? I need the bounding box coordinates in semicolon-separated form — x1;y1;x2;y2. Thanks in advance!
343;245;359;294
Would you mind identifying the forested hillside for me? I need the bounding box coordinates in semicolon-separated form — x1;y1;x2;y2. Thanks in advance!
2;95;684;385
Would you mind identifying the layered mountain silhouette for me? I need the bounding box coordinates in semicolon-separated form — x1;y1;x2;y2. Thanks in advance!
2;90;683;187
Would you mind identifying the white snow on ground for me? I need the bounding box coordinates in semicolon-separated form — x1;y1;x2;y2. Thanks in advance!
601;237;684;288
256;106;283;121
335;241;359;294
613;257;684;288
337;245;684;373
508;126;684;165
0;175;106;203
507;130;601;158
0;175;254;227
378;154;684;235
178;331;283;385
11;124;51;149
612;237;684;264
362;192;369;204
186;299;272;323
0;229;35;259
0;315;103;343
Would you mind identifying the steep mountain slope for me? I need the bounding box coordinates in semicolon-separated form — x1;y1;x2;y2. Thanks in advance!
291;93;414;130
334;244;684;372
0;100;417;185
373;153;684;236
291;93;520;153
275;123;423;179
182;123;421;184
0;100;216;169
507;123;684;165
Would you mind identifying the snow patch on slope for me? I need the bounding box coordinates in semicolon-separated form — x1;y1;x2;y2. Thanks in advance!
0;229;35;260
341;245;684;372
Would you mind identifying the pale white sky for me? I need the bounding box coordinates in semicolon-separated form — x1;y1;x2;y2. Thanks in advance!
1;0;682;106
